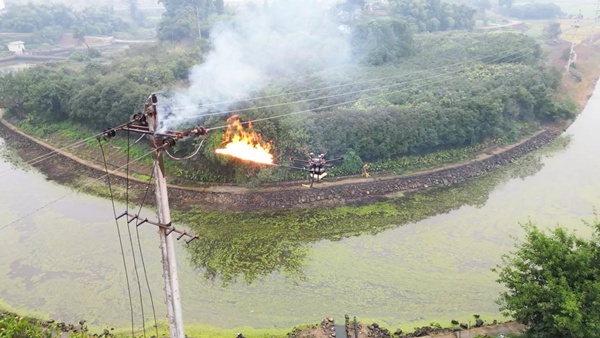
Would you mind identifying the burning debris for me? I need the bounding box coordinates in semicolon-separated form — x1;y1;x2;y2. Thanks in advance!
215;115;274;164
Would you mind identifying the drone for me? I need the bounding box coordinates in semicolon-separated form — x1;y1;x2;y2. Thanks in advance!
290;152;344;187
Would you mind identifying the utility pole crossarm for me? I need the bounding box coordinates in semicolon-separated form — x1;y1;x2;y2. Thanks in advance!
116;212;200;244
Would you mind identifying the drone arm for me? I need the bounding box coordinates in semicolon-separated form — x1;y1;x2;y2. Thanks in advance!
290;157;310;164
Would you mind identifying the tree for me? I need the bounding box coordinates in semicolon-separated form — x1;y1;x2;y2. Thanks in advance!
73;26;87;48
388;0;475;32
494;220;600;338
157;0;225;40
337;149;363;175
351;18;414;65
543;21;561;39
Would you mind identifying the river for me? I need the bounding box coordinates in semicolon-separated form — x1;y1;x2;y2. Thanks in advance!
0;80;599;332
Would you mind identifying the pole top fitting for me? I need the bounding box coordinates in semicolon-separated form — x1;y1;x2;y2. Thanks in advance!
162;137;176;148
99;128;116;141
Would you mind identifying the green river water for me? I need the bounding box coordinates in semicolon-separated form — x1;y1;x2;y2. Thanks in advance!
1;80;599;332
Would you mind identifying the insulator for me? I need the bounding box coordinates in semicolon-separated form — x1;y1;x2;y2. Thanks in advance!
162;137;176;148
131;113;147;125
101;129;116;140
192;126;207;136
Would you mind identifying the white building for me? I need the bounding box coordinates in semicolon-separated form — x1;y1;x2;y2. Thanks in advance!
7;41;25;55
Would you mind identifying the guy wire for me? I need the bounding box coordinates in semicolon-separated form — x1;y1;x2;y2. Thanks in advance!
134;160;160;338
124;127;148;337
98;138;135;338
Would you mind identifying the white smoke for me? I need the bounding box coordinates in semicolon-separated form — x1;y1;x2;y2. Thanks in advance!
161;0;351;130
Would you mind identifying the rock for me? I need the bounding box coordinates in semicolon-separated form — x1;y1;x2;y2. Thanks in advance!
451;319;459;325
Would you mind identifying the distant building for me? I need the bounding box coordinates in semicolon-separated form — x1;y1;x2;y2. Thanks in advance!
7;41;25;55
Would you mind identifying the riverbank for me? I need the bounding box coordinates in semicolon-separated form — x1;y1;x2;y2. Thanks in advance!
0;114;565;212
1;41;599;213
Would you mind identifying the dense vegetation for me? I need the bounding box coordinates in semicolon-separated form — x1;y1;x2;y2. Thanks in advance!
0;0;578;185
0;311;107;338
0;4;130;43
0;30;576;184
0;43;201;126
494;220;600;338
388;0;476;32
157;0;225;41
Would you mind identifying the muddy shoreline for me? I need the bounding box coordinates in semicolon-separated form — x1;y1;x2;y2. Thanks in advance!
0;117;564;212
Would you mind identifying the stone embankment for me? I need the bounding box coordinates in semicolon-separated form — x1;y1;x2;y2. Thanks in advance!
0;117;562;212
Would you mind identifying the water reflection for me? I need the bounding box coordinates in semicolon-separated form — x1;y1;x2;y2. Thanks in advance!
183;136;571;284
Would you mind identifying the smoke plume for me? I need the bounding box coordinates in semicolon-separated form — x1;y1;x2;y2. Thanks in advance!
161;0;351;130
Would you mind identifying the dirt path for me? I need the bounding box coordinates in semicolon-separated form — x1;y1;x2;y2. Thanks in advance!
2;38;598;211
0;108;552;195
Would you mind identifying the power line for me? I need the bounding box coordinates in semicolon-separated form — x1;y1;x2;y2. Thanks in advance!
206;47;543;132
99;138;135;338
133;161;160;338
0;121;132;178
168;33;541;114
172;48;539;121
1;23;589;174
173;41;571;124
123;128;148;338
0;145;160;231
169;20;587;119
0;23;590;231
0;40;553;232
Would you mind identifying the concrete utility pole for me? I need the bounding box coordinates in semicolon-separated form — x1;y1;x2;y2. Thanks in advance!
194;6;202;38
565;13;581;72
146;95;185;338
590;0;600;44
104;93;205;338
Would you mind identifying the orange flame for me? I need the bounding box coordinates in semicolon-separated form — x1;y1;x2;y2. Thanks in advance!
215;115;274;164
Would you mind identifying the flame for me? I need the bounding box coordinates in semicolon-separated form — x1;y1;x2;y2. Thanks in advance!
215;115;274;164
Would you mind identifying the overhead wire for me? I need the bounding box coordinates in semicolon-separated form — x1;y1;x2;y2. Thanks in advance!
168;33;572;120
0;20;591;338
168;34;527;113
0;21;590;232
165;136;207;161
1;24;587;174
0;145;161;231
169;21;589;124
202;19;592;130
124;128;148;338
0;121;132;178
132;160;160;338
205;47;540;132
174;50;540;124
98;138;135;338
